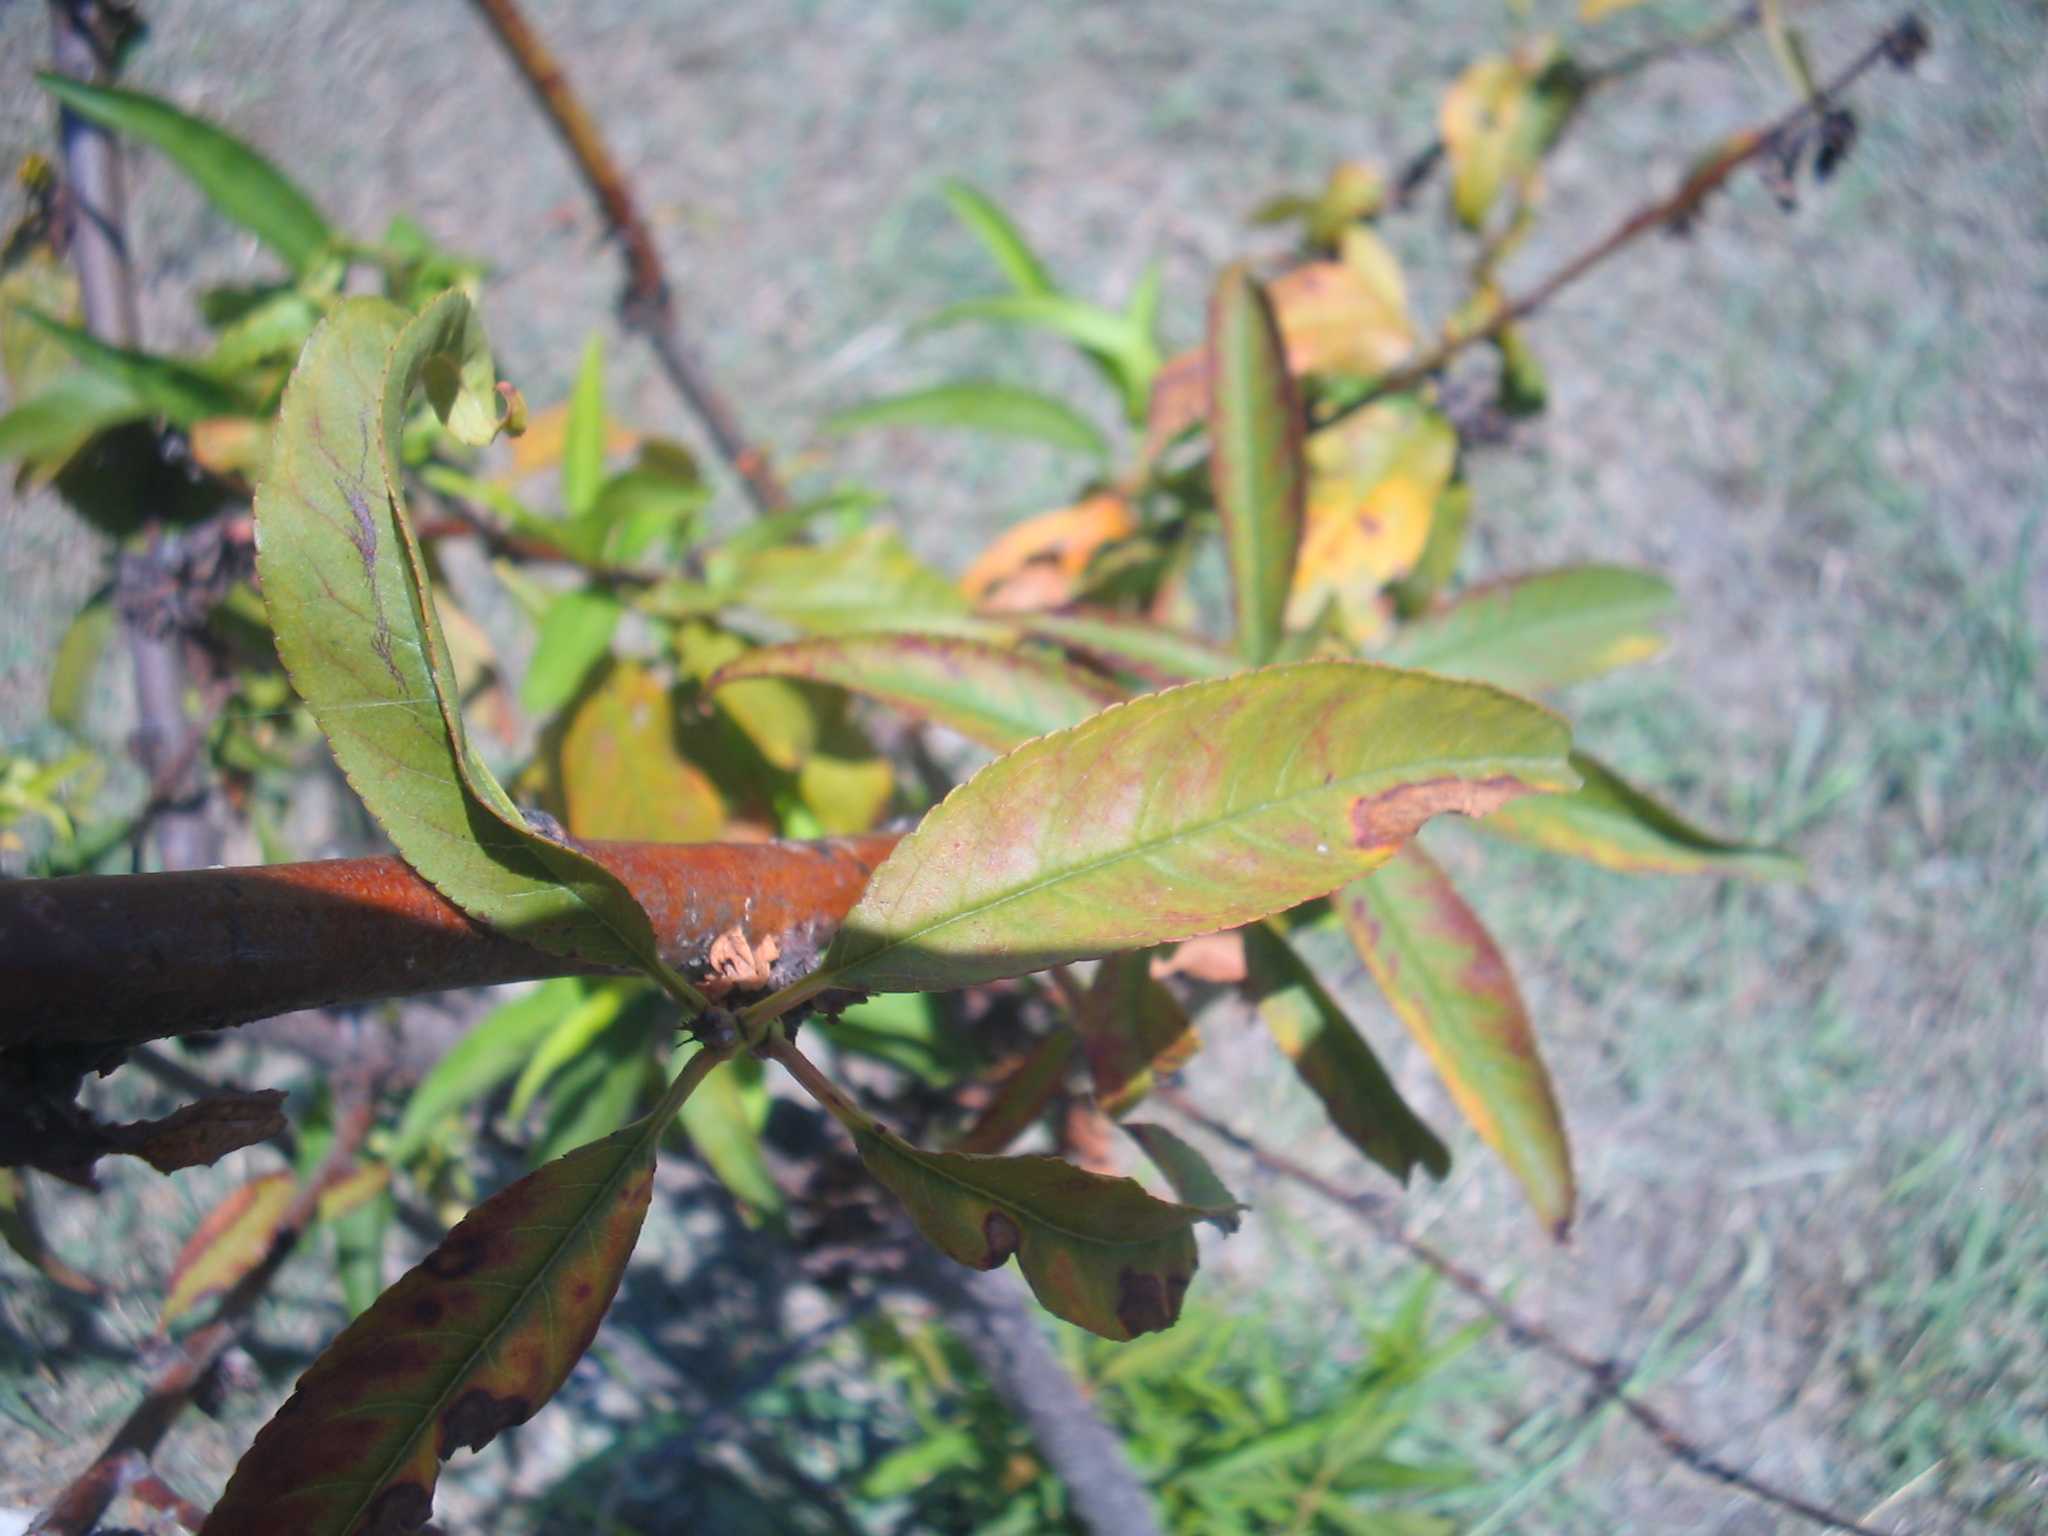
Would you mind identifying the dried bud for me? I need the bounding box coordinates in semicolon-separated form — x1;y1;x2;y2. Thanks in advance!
1883;16;1930;71
1815;108;1859;181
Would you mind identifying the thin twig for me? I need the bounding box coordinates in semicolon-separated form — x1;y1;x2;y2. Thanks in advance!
28;1091;376;1536
1359;14;1925;414
1156;1087;1898;1536
464;0;791;516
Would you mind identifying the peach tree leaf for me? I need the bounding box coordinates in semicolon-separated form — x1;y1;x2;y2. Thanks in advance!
1244;916;1450;1185
760;662;1575;1007
951;1031;1078;1155
1023;610;1238;688
1209;264;1306;664
160;1172;297;1329
198;1050;719;1536
1482;750;1802;879
255;292;702;1005
1076;952;1198;1117
709;634;1124;752
827;380;1107;460
855;1129;1205;1339
1122;1122;1244;1232
557;662;725;842
1379;566;1675;692
1339;842;1574;1234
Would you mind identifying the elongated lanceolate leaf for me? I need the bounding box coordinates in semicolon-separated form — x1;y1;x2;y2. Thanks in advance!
767;662;1574;1006
200;1055;710;1536
1209;265;1306;664
160;1174;297;1329
1338;842;1574;1233
951;1031;1077;1154
709;634;1123;752
1380;566;1675;692
562;335;606;519
1244;917;1449;1185
940;179;1058;295
1076;952;1198;1116
826;380;1107;460
21;309;246;425
389;980;579;1165
256;293;698;1000
1122;1122;1243;1232
855;1128;1206;1338
37;74;334;275
1024;610;1238;687
732;526;977;636
1483;749;1801;879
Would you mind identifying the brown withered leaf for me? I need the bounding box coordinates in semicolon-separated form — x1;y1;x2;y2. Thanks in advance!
113;1089;288;1174
961;493;1136;612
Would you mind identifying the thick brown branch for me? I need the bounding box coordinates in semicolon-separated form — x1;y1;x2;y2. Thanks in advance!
1360;13;1925;412
2;835;897;1048
1158;1088;1897;1536
464;0;790;515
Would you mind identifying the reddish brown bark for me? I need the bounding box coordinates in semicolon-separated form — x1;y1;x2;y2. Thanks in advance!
2;836;897;1048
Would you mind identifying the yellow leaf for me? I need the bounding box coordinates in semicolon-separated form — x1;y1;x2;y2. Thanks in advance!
557;662;725;841
505;398;639;480
1439;39;1574;230
961;493;1136;612
1268;253;1413;379
160;1173;297;1329
1579;0;1647;18
1289;400;1457;636
188;417;271;480
799;751;895;835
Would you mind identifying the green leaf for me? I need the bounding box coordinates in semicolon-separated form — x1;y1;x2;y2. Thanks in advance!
562;335;606;518
20;308;246;425
708;634;1123;752
1389;481;1471;621
36;73;334;275
1380;566;1675;692
1244;916;1450;1185
920;294;1160;417
1483;749;1801;879
508;982;630;1121
941;179;1058;295
48;598;115;731
676;1056;783;1221
520;588;623;718
0;369;146;471
827;380;1107;460
1024;610;1238;687
531;1007;656;1166
201;1055;715;1536
734;526;977;636
1208;265;1307;665
766;661;1574;1005
207;288;323;374
256;292;701;1002
1337;842;1574;1233
855;1129;1206;1338
389;979;581;1165
1123;1122;1244;1232
331;1185;392;1320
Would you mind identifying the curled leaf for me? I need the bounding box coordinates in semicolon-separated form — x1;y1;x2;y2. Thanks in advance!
856;1128;1206;1338
116;1089;288;1174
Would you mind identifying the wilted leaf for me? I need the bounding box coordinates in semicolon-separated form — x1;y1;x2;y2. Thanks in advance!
1209;264;1306;664
1338;842;1573;1233
767;662;1575;1005
36;74;335;274
1122;1122;1243;1232
389;979;580;1165
1291;397;1457;635
827;380;1107;460
1077;952;1198;1116
0;1169;102;1295
855;1129;1206;1338
709;633;1121;752
952;1031;1078;1154
116;1089;289;1174
1380;566;1675;692
1484;749;1801;878
256;292;698;999
557;662;724;842
160;1172;297;1329
1245;917;1450;1184
960;493;1136;611
201;1089;676;1536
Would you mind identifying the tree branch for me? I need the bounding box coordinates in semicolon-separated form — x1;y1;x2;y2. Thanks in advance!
464;0;790;516
1362;13;1926;411
1157;1087;1898;1536
2;834;898;1048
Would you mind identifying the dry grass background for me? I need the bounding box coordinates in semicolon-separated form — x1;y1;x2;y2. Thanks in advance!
1;1;2044;1531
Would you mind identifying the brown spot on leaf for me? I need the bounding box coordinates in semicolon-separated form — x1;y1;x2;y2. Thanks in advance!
439;1387;530;1458
979;1210;1022;1269
362;1481;433;1536
423;1228;494;1279
411;1296;444;1327
1115;1267;1190;1337
1349;775;1529;850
